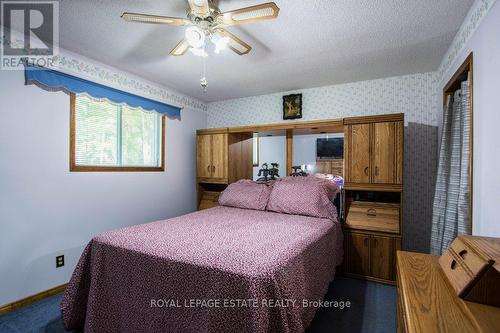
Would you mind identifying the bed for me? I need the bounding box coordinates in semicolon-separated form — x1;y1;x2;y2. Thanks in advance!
61;178;343;333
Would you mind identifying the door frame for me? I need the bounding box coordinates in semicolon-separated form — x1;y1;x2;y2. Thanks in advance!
442;52;473;234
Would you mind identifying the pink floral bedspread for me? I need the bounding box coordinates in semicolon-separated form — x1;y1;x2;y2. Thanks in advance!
61;206;343;333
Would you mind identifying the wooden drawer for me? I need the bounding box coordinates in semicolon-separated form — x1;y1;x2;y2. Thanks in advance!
345;201;400;233
198;191;220;210
438;237;493;297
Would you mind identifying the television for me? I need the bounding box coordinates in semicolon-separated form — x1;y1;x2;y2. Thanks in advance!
316;138;344;160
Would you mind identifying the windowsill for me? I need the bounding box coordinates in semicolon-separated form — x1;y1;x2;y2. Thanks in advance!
70;165;165;172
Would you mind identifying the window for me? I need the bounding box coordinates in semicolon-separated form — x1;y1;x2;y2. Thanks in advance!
70;94;165;171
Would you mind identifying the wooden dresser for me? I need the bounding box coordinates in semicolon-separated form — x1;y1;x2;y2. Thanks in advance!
397;237;500;333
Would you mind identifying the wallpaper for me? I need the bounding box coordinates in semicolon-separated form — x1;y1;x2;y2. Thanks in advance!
207;72;438;128
206;73;439;253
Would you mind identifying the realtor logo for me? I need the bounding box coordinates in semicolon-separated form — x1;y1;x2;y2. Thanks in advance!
1;1;59;69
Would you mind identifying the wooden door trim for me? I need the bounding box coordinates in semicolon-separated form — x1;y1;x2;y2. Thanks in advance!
443;52;473;234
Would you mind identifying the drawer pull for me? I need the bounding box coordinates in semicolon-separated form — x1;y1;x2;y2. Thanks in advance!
364;166;369;176
459;250;468;259
367;208;377;217
451;260;457;270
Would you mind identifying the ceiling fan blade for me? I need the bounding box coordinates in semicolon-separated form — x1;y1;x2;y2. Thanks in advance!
188;0;210;17
170;39;190;56
216;2;280;26
121;12;189;26
216;29;252;55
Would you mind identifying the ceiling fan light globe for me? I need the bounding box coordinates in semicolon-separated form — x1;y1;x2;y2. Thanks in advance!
185;26;205;48
216;38;229;53
189;47;208;58
193;0;206;7
211;34;229;53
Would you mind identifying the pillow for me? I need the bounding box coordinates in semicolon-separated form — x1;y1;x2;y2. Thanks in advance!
218;179;273;211
266;176;339;220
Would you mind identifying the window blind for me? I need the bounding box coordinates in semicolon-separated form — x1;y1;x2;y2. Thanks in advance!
74;94;162;167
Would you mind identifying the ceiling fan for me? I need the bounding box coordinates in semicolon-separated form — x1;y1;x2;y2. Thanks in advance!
121;0;280;58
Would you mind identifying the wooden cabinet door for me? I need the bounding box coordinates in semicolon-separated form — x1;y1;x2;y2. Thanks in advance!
346;232;371;276
197;135;212;178
370;235;394;280
211;133;228;180
346;124;371;183
373;122;397;184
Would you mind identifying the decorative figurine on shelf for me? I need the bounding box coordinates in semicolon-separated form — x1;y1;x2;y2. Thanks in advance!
257;162;280;181
270;163;280;178
290;165;307;177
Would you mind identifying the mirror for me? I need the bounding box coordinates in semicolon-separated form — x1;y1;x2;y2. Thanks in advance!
252;130;286;181
292;132;344;177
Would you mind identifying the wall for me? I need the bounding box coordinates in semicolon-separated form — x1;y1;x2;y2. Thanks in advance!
208;73;439;253
437;0;500;237
0;69;207;305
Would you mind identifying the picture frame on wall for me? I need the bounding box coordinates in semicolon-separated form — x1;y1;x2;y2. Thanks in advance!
283;93;302;120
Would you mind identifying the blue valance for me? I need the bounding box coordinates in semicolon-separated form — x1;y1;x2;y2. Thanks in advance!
24;64;181;120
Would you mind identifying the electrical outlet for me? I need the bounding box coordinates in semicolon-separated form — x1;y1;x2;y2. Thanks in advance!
56;255;64;268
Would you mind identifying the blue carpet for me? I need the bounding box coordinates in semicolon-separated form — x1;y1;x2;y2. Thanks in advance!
0;293;66;333
307;277;396;333
0;277;395;333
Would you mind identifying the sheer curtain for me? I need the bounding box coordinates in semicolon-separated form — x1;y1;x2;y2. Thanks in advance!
430;77;471;255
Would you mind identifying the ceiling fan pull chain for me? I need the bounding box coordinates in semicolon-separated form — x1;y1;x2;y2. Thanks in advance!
200;47;208;92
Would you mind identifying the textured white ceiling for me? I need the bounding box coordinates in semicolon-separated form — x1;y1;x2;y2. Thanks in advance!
58;0;474;102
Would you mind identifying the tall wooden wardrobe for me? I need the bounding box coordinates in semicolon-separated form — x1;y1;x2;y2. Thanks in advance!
343;114;404;284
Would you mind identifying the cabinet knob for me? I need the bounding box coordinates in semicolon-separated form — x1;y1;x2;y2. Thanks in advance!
367;208;377;217
364;167;369;176
207;165;211;172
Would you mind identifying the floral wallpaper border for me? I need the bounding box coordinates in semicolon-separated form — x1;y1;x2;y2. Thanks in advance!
1;32;207;112
53;52;207;112
437;0;497;82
